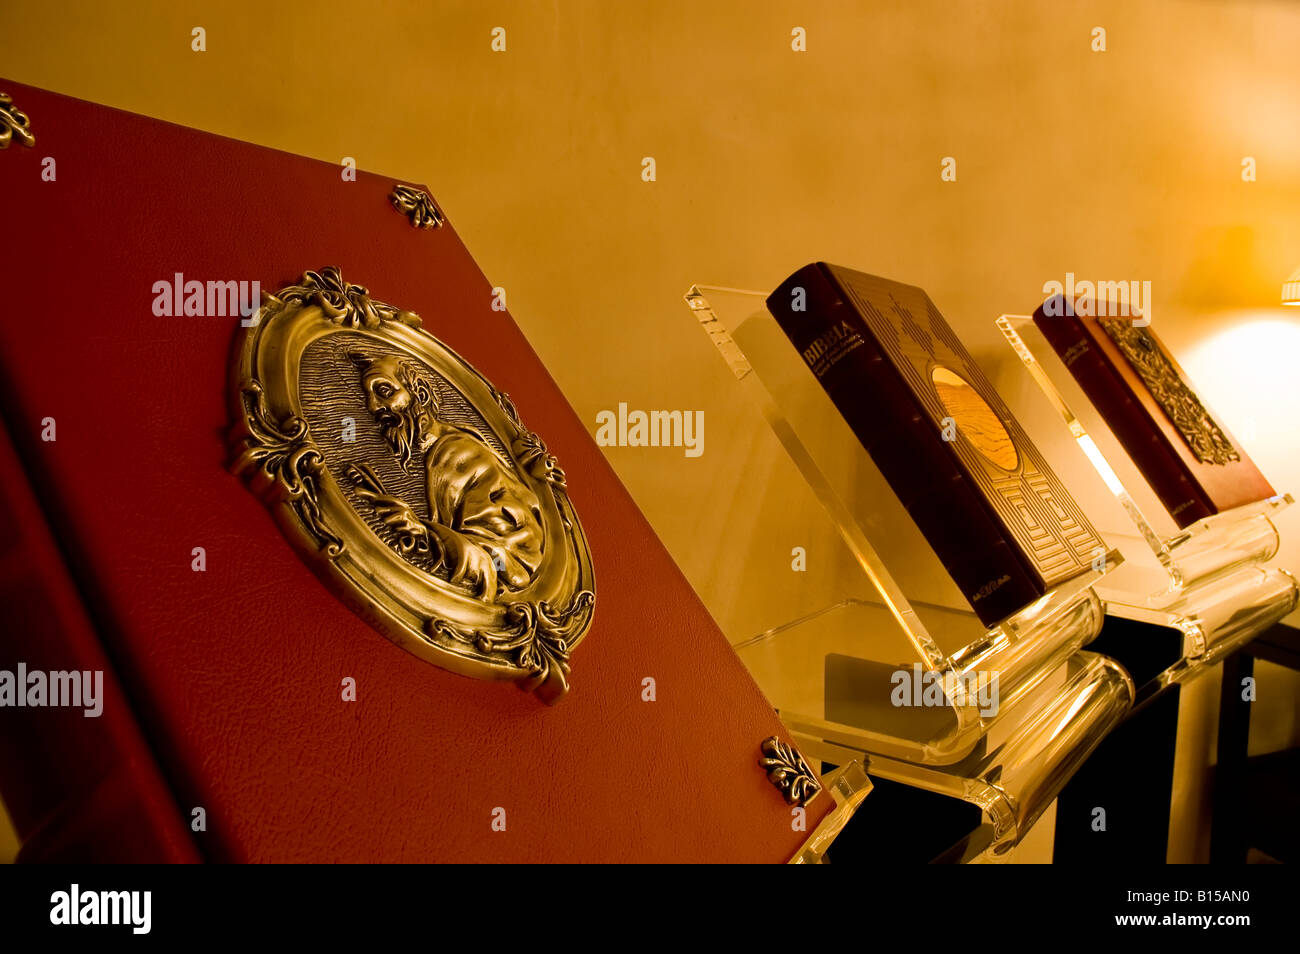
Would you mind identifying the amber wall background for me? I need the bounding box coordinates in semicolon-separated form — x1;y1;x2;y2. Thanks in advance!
2;0;1298;863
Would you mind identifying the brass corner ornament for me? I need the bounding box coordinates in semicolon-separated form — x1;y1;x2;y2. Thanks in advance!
229;267;595;702
0;93;34;149
390;184;444;229
760;737;822;807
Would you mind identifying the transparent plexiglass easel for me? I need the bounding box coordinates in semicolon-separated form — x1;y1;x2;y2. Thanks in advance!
997;316;1298;702
684;285;1136;858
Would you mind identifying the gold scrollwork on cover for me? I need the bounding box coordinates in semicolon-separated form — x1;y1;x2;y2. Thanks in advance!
760;736;822;807
230;267;595;702
1100;318;1240;466
390;184;444;229
0;93;34;149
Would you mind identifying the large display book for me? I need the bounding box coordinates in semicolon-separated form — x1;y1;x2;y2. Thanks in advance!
0;80;869;863
997;301;1296;698
770;264;1107;627
685;266;1134;860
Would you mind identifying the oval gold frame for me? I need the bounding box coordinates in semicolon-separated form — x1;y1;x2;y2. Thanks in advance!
229;267;595;703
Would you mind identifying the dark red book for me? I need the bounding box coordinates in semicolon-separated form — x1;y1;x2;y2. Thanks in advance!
768;264;1106;627
1032;296;1276;528
0;79;830;862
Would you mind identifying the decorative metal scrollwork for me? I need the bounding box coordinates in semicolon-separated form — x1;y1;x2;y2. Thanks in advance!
1100;318;1240;466
390;184;444;229
230;267;595;702
0;93;34;149
759;736;822;807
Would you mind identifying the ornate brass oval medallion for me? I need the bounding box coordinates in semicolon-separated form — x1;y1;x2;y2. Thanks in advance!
931;366;1019;471
230;267;595;702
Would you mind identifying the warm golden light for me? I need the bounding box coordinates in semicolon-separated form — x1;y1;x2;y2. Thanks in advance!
1181;316;1300;458
1076;435;1127;497
1284;268;1300;306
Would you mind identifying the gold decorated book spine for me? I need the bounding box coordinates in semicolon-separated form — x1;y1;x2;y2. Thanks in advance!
767;263;1044;627
1032;302;1216;528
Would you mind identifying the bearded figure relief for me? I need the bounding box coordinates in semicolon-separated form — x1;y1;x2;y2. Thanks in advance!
231;267;595;700
343;349;545;603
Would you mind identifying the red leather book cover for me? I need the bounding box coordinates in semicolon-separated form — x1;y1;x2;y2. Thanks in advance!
0;79;830;862
1033;296;1276;528
0;416;198;863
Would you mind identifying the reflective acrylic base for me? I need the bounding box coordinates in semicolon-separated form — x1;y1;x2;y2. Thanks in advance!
997;314;1298;697
686;283;1136;854
787;760;874;864
740;597;1134;857
793;650;1133;859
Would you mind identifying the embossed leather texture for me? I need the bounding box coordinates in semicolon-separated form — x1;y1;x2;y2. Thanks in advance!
0;79;826;862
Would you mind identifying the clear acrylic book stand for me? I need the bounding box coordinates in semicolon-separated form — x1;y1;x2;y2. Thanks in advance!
684;285;1136;859
997;316;1298;702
